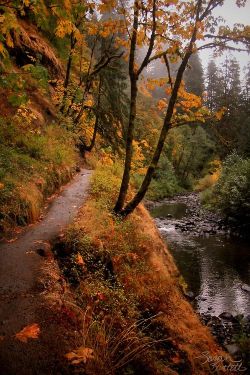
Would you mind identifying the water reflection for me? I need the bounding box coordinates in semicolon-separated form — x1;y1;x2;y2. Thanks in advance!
152;203;250;316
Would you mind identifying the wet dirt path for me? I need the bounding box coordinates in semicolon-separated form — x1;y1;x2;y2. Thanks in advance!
0;169;92;375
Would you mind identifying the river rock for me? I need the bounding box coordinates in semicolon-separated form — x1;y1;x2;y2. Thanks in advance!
241;283;250;293
219;312;234;321
195;296;207;302
225;344;241;357
184;291;195;300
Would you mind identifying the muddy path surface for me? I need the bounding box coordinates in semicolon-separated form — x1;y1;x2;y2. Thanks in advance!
0;169;92;375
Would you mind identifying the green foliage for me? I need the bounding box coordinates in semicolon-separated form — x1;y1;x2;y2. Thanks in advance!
0;73;28;107
0;118;78;234
90;162;122;209
134;154;182;201
207;153;250;230
166;125;216;189
22;64;49;91
205;57;250;158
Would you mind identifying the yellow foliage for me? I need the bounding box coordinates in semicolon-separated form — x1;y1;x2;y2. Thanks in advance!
0;42;6;56
195;162;222;192
157;99;167;111
64;0;72;11
55;20;74;38
215;107;226;120
98;0;117;13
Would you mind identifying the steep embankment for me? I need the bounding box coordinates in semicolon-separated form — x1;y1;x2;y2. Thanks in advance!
0;19;80;238
0;169;91;375
50;164;232;375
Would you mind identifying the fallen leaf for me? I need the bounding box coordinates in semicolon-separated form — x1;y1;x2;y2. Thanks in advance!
65;347;94;365
25;250;35;255
171;354;181;364
76;253;84;266
0;182;4;189
15;323;40;343
96;292;106;301
6;237;17;243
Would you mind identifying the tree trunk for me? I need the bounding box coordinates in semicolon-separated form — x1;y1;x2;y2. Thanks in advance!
114;77;138;212
78;78;102;155
60;32;76;113
121;51;194;217
78;115;99;155
119;0;203;217
113;0;139;213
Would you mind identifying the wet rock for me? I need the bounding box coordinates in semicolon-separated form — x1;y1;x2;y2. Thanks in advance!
219;312;235;321
225;344;241;357
184;291;195;300
195;296;207;302
35;241;53;258
241;283;250;293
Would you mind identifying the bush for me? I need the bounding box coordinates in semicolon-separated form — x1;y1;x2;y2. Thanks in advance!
210;152;250;230
90;162;122;209
133;155;182;201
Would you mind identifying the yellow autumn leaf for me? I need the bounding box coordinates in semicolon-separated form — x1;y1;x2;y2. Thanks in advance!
65;347;94;365
0;42;7;57
157;99;167;111
15;323;40;343
76;253;84;266
215;107;226;120
0;183;4;190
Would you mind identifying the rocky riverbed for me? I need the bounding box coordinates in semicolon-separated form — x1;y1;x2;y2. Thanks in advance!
148;193;250;369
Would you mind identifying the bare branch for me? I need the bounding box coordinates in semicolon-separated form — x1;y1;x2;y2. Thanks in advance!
137;0;157;76
163;55;173;89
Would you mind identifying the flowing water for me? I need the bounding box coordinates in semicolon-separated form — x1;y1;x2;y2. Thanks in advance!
151;199;250;317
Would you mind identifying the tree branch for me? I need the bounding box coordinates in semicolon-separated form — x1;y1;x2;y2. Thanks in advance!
137;0;157;76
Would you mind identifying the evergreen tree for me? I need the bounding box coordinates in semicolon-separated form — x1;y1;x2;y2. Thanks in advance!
205;60;222;111
184;52;204;96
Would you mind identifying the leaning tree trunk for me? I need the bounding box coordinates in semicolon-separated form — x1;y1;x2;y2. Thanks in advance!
60;32;76;114
119;0;202;218
113;0;139;213
114;77;138;213
121;51;194;217
78;115;99;155
78;77;102;155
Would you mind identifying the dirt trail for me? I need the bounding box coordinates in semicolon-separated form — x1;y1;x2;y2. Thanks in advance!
0;169;92;375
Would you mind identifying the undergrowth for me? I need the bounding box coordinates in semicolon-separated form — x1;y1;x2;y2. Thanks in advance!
54;163;228;375
0;117;78;236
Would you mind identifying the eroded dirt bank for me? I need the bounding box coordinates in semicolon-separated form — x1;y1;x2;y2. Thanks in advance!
0;169;91;375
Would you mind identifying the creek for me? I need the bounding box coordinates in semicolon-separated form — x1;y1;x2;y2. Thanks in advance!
150;194;250;361
150;194;250;316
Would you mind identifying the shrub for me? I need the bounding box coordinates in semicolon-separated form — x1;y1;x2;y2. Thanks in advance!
133;155;182;201
210;152;250;230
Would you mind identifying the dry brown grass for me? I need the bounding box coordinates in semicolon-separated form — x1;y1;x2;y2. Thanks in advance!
60;165;231;374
